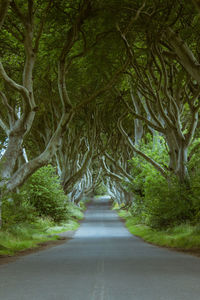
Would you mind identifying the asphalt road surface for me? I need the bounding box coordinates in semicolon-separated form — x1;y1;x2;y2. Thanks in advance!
0;197;200;300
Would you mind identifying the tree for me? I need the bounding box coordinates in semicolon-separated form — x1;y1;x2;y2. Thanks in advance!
115;0;200;184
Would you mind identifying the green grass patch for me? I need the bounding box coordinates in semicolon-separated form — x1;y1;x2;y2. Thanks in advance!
0;214;83;256
117;209;132;219
67;204;84;220
46;219;80;234
0;221;56;256
118;210;200;249
112;203;120;210
94;195;104;198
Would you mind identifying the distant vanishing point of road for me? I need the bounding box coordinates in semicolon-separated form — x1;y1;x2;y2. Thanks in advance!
0;197;200;300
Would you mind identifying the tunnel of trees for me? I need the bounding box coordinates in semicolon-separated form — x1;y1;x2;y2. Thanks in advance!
1;0;200;231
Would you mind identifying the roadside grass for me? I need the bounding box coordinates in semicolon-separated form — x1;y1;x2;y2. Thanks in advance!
67;203;85;220
46;219;80;234
117;209;200;249
94;195;111;199
0;201;87;256
0;220;58;256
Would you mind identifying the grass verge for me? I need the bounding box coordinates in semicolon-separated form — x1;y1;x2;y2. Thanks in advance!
0;201;87;256
0;219;79;256
117;209;200;250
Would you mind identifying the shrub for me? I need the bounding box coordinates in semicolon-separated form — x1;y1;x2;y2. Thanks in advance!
143;175;192;228
187;144;200;223
23;165;69;222
2;192;37;228
125;135;195;229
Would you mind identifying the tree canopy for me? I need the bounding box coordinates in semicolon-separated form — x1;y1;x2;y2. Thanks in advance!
1;0;200;227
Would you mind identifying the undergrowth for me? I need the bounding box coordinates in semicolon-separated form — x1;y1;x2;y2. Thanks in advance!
0;216;81;256
117;209;200;249
0;165;87;256
0;200;86;256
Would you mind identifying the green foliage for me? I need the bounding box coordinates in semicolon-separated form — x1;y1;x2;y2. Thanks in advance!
143;176;192;228
2;192;37;228
124;134;197;229
1;164;86;254
66;202;84;220
120;212;200;249
0;218;71;256
2;166;86;228
94;183;107;195
0;164;86;256
23;165;69;223
0;200;84;256
187;142;200;222
0;217;55;255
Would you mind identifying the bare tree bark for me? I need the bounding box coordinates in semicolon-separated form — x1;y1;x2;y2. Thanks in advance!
118;114;168;179
164;28;200;84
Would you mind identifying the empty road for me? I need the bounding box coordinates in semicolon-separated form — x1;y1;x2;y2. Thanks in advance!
0;197;200;300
